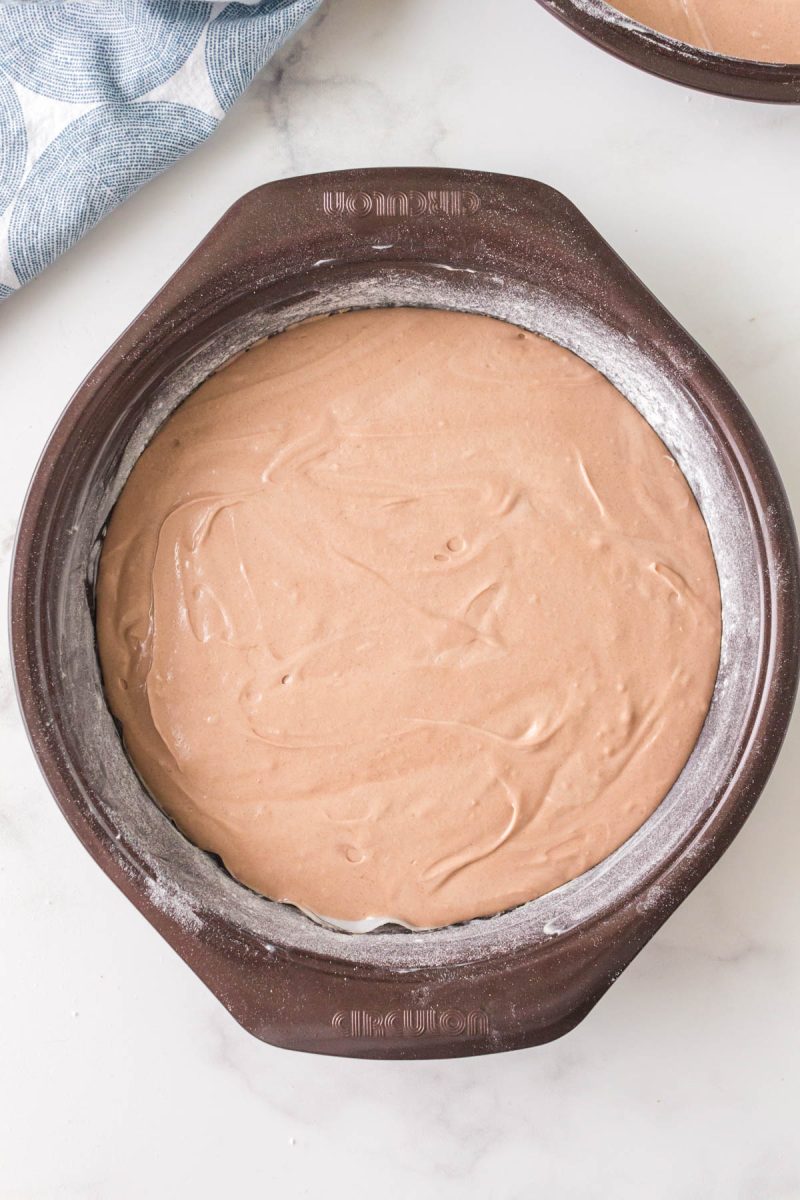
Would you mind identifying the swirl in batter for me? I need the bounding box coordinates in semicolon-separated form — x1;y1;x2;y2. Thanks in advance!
96;308;721;928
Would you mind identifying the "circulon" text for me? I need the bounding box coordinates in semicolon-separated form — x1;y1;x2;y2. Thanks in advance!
331;1008;490;1038
322;188;481;219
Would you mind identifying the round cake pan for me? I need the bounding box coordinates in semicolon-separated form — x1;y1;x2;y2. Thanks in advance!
11;167;800;1058
535;0;800;102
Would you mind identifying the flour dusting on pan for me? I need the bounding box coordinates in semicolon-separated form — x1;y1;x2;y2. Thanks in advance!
58;266;759;971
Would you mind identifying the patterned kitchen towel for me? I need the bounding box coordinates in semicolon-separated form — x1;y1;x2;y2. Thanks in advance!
0;0;322;302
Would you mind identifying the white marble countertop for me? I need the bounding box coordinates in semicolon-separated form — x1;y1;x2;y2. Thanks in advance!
2;1;799;1196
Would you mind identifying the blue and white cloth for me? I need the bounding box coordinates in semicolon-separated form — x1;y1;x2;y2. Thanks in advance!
0;0;321;301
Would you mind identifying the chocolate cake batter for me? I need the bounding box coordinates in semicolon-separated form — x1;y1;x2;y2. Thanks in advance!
96;308;721;929
609;0;800;62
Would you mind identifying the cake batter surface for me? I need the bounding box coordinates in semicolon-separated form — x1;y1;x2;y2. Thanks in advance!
609;0;800;63
96;308;721;928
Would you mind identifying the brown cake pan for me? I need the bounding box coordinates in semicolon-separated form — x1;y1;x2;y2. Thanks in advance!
11;167;800;1058
535;0;800;102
